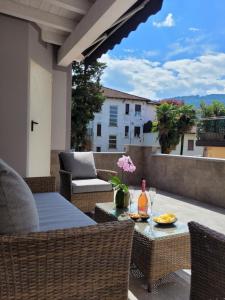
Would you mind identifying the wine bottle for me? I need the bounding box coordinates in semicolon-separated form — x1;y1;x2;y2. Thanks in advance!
138;179;149;215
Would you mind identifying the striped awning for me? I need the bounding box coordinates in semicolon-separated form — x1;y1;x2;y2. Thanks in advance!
83;0;164;64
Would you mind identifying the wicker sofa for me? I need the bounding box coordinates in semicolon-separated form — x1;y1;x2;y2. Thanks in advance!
0;176;134;300
59;152;117;213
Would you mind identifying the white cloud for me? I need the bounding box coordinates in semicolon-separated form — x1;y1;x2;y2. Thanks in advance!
189;27;200;32
153;13;175;28
166;36;216;59
123;48;135;53
100;52;225;99
142;50;159;58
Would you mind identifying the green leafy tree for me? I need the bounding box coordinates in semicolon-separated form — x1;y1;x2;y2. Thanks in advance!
71;61;106;150
177;105;196;155
153;103;180;154
200;100;225;117
198;100;225;137
153;102;196;154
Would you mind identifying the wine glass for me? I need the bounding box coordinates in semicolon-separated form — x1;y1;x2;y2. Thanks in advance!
129;189;135;213
149;187;156;216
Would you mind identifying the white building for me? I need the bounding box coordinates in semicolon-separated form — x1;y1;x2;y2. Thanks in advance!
88;87;204;156
88;87;157;152
144;131;203;156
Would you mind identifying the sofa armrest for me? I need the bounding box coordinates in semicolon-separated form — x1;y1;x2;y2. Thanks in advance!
97;169;118;181
59;170;72;201
24;176;55;193
0;220;134;299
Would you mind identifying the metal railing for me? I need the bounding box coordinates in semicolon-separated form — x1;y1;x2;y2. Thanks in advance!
197;118;225;142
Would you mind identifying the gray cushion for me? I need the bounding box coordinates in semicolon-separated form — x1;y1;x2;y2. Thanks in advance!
34;192;96;231
0;159;39;234
60;152;97;179
72;178;112;194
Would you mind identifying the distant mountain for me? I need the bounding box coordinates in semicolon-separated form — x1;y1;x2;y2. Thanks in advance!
173;94;225;107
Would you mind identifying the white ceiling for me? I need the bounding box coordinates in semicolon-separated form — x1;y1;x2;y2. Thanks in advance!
0;0;138;66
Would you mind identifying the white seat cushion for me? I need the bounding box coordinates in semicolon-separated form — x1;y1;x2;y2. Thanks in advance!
72;178;112;194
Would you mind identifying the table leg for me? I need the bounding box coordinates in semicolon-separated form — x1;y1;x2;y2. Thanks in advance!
147;282;153;293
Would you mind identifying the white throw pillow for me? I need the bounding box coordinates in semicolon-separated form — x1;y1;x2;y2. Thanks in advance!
0;159;39;234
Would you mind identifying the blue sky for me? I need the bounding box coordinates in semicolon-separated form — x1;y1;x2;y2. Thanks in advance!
100;0;225;100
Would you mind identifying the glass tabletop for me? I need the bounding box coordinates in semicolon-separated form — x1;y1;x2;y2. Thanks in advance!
96;202;189;240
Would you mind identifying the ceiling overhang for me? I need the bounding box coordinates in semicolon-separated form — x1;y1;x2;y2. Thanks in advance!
0;0;163;67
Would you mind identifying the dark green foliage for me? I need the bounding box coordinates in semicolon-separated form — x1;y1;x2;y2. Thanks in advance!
154;103;180;154
200;100;225;117
153;103;196;154
198;100;225;137
177;105;196;155
71;61;106;150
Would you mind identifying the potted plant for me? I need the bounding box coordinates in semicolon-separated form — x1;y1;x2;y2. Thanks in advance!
109;155;136;209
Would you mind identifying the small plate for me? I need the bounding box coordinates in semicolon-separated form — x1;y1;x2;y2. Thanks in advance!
128;213;141;220
128;213;150;222
154;217;177;226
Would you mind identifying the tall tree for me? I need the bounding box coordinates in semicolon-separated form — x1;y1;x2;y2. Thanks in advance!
153;103;180;154
153;102;196;154
71;61;106;150
177;105;196;155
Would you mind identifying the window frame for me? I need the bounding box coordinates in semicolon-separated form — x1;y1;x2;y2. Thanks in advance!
135;104;141;117
188;139;194;151
96;146;101;152
109;105;118;127
108;135;117;149
134;126;141;138
125;125;129;138
97;123;101;137
125;103;130;115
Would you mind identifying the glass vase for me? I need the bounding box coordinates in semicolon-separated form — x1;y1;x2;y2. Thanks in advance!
115;189;130;209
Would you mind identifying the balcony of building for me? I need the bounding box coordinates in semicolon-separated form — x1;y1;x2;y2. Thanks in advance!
196;117;225;147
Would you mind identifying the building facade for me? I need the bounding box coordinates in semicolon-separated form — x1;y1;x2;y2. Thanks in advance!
88;87;157;152
88;87;204;156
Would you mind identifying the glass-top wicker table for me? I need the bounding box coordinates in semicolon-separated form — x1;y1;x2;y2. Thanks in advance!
95;202;191;292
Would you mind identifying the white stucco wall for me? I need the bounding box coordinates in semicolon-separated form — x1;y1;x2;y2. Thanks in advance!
143;132;204;156
51;67;71;151
0;14;29;175
89;97;203;157
0;14;71;176
171;133;203;156
89;98;156;152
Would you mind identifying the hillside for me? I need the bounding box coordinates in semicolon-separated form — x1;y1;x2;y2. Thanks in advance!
173;94;225;107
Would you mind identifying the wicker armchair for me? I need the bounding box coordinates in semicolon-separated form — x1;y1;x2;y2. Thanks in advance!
0;177;134;300
59;153;117;212
188;221;225;300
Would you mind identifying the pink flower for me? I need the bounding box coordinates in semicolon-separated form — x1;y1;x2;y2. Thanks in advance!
117;155;136;173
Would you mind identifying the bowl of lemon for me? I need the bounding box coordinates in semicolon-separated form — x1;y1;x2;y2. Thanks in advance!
153;213;177;226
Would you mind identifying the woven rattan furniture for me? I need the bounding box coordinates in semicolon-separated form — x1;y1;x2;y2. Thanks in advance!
188;221;225;300
59;153;117;213
95;202;191;292
0;177;134;300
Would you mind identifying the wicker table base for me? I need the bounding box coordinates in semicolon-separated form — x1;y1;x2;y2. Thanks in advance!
95;203;191;292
